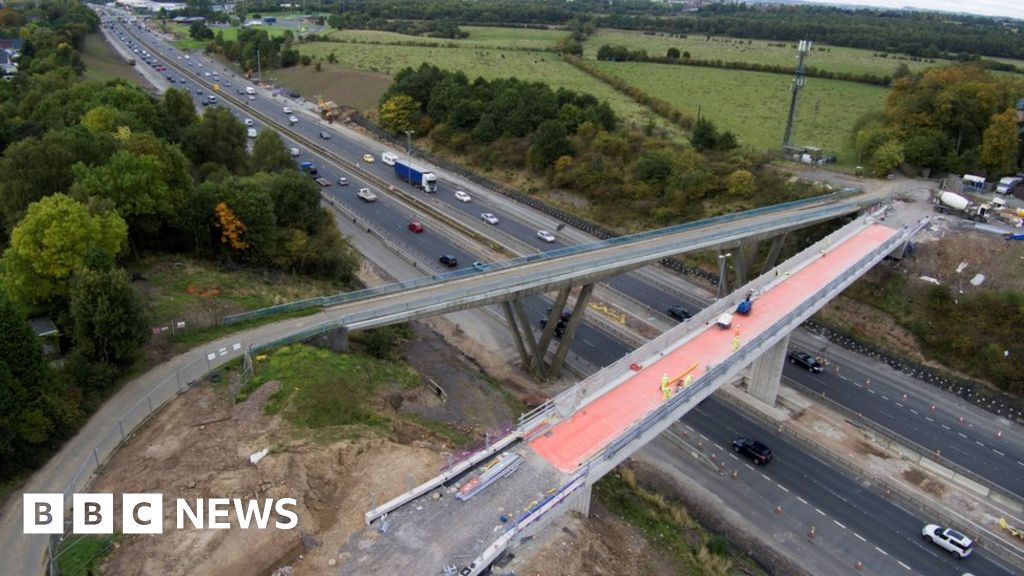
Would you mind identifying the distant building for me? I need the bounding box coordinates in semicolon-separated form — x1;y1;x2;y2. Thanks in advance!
29;317;61;359
0;38;24;79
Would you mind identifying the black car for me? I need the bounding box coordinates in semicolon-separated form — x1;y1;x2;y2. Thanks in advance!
319;131;331;140
539;318;567;338
788;351;823;373
732;437;772;465
439;255;458;268
545;307;573;321
667;305;691;321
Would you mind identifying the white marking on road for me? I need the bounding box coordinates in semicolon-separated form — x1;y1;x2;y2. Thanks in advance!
833;520;846;529
957;432;968;438
745;464;756;471
881;395;889;400
854;533;866;542
875;546;888;556
941;425;950;430
993;449;1005;456
699;434;708;441
1018;461;1024;467
815;508;826;517
762;473;770;481
729;453;739;461
898;561;911;571
853;382;862;388
976;440;985;447
895;402;904;408
777;484;789;493
868;389;876;394
797;496;808;505
925;416;933;422
910;409;919;415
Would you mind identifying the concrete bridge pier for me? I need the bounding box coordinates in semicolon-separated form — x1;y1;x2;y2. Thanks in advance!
567;482;592;517
536;286;574;373
760;232;788;275
734;240;760;286
548;284;596;378
745;333;790;406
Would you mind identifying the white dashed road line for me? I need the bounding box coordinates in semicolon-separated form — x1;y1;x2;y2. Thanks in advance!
854;533;866;542
881;395;889;401
777;484;789;493
833;520;846;529
898;561;912;571
993;449;1004;456
976;440;986;447
875;546;888;556
910;409;919;415
957;432;968;438
925;416;933;422
761;473;770;481
815;508;826;517
941;424;950;430
797;496;808;505
895;402;903;408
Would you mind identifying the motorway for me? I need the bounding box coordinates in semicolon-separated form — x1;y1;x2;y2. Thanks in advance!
82;11;1024;575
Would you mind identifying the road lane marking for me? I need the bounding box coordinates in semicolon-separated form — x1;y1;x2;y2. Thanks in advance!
815;508;826;517
762;473;770;481
881;395;889;400
898;561;911;571
875;546;888;556
910;409;919;415
925;416;934;422
833;520;846;529
854;533;866;542
745;464;756;471
993;449;1005;456
895;402;904;408
958;432;968;438
797;496;808;505
975;441;985;447
777;484;789;493
941;425;950;430
868;389;876;394
853;382;862;388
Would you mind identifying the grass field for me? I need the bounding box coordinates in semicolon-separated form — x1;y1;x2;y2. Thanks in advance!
297;41;665;128
166;23;291;50
584;29;963;78
592;60;888;162
80;33;150;88
326;25;566;51
267;65;392;113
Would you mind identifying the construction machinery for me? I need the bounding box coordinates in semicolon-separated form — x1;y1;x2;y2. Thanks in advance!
316;95;340;122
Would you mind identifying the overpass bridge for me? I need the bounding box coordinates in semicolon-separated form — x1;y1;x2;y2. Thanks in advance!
244;189;877;377
353;210;927;576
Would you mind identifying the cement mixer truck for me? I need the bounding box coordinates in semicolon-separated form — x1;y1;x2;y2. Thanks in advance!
933;191;990;222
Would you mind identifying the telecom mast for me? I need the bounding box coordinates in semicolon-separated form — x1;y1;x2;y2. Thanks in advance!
782;40;812;149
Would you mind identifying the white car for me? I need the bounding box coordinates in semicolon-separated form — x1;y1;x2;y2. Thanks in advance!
203;71;210;77
481;213;499;225
288;115;298;124
537;230;556;243
454;190;471;203
244;118;254;126
357;188;377;202
922;524;973;558
246;128;257;139
289;147;299;157
282;106;292;114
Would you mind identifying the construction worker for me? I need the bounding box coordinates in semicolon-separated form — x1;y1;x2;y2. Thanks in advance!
683;374;694;389
660;373;671;400
732;335;741;351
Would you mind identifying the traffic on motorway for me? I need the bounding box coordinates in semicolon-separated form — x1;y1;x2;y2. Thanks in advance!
104;13;1023;575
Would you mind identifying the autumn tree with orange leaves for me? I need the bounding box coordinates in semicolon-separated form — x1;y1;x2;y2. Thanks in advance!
214;202;249;251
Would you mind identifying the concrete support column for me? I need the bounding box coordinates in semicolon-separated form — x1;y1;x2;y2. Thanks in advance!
760;233;788;275
746;333;790;406
308;325;348;353
568;481;592;517
536;285;573;367
511;300;542;373
502;301;530;369
735;240;760;286
548;283;595;378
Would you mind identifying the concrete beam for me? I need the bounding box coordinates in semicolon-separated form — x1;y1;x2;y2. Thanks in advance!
746;328;790;406
502;301;531;369
548;284;596;378
760;233;788;275
536;286;573;368
511;300;541;374
735;240;760;286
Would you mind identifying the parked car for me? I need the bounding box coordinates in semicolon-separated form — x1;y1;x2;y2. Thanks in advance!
314;177;331;187
362;153;375;163
732;437;772;465
337;177;348;186
922;524;973;558
319;131;330;140
667;306;691;321
243;118;253;126
408;221;424;233
454;190;471;202
288;115;298;125
788;351;823;373
481;213;499;225
472;261;489;272
246;128;257;138
356;188;376;202
537;230;556;243
439;254;458;268
289;147;300;157
282;106;292;114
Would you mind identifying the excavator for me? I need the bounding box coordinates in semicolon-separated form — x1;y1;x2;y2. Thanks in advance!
316;95;340;122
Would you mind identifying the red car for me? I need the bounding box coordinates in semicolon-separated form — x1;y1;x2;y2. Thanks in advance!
408;221;424;233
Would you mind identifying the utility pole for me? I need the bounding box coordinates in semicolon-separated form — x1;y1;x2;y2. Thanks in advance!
782;39;811;150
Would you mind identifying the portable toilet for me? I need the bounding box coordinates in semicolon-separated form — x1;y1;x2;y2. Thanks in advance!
962;174;986;193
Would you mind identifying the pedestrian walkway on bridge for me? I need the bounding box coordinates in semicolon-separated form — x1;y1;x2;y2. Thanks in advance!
529;223;898;473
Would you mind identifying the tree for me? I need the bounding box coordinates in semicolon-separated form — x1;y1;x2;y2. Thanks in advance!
726;169;755;196
69;268;148;368
667;47;681;60
2;194;127;309
379;94;419;135
902;128;948;169
869;139;905;176
690;117;719;151
161;88;198;142
250;130;297;174
181;106;248;174
214;201;249;252
528;120;574;171
0;287;70;481
980;108;1020;177
70;151;172;235
189;22;214;41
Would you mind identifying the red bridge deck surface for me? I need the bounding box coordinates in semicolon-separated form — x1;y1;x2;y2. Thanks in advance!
529;224;897;473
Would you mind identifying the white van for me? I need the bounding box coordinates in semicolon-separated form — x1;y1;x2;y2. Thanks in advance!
995;176;1022;195
381;151;398;166
245;86;255;96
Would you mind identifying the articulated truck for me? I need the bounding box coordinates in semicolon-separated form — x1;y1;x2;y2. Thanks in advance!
393;159;438;192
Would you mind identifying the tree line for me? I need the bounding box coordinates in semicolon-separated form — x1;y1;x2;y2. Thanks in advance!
0;0;358;484
852;64;1024;177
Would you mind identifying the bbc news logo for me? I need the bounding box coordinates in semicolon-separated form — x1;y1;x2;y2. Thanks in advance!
24;494;298;534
